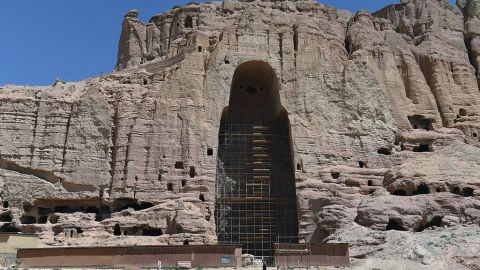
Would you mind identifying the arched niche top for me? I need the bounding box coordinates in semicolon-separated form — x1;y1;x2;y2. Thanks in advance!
227;60;282;124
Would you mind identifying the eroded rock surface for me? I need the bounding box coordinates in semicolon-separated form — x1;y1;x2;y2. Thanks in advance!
0;0;479;268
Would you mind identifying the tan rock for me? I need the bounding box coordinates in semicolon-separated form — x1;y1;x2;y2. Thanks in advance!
0;0;479;268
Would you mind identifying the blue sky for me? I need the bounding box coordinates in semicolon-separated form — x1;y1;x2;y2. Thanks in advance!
0;0;457;86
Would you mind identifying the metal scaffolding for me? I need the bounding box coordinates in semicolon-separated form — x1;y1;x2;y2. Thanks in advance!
215;123;298;266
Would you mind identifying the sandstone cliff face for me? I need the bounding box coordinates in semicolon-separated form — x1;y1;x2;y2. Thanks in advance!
0;0;479;268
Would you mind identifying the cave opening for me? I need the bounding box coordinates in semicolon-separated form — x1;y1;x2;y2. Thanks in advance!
215;61;298;265
451;186;462;196
393;189;407;196
143;228;162;236
189;166;196;178
386;219;406;231
416;183;430;195
377;148;391;155
413;144;431;152
184;15;193;29
113;224;121;236
20;216;36;224
408;115;434;131
417;216;443;232
0;224;19;233
462;187;474;197
0;213;12;222
38;216;48;224
175;161;184;169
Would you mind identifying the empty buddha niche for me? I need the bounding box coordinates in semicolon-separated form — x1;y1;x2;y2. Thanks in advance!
215;61;298;265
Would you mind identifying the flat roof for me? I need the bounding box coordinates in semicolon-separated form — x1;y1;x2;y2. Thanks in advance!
18;244;243;257
0;232;38;237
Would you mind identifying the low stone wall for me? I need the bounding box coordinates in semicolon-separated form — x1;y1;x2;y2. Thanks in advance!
274;243;350;268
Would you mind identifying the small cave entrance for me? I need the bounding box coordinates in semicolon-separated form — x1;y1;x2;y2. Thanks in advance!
0;213;12;222
408;115;434;131
86;206;99;214
38;216;48;224
20;216;36;224
417;216;443;232
413;144;432;153
189;166;196;178
49;215;59;224
184;15;193;28
112;198;153;212
183;240;190;245
416;183;430;195
143;228;163;236
450;186;462;196
96;205;112;221
113;224;121;236
175;161;184;169
462;187;474;197
377;148;392;155
0;224;19;233
392;189;407;196
331;171;340;179
386;219;406;231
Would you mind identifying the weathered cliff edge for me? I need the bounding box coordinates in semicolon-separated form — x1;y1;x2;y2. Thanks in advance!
0;0;479;268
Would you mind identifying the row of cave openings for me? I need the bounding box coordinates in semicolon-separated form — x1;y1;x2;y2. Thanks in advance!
385;216;445;233
0;198;187;231
0;199;151;226
110;216;189;242
0;201;196;240
391;183;475;198
409;111;479;141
